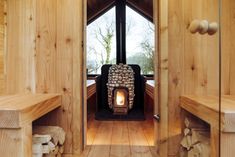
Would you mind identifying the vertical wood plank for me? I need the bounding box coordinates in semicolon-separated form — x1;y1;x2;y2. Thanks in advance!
163;0;220;156
56;0;74;153
6;0;84;155
83;0;88;149
210;127;219;157
158;0;169;156
35;0;84;154
153;0;159;148
71;0;84;154
221;0;235;95
1;0;4;94
6;0;36;94
221;0;231;95
0;123;32;157
0;0;5;94
168;0;184;155
36;0;57;93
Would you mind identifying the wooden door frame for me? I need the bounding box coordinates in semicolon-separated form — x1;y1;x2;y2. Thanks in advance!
155;0;169;156
82;0;88;148
82;0;169;155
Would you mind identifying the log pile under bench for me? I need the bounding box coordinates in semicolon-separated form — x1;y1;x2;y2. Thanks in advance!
180;95;235;157
0;94;62;157
180;117;210;157
33;126;66;157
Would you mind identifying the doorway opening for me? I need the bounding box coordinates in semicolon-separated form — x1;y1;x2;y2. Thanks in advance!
85;0;157;156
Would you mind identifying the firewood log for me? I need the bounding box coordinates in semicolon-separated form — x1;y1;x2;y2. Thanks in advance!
32;153;43;157
179;147;188;157
184;128;191;136
33;143;43;154
33;134;51;144
184;117;207;129
180;135;192;150
191;128;210;145
44;146;59;157
33;126;65;145
188;147;200;157
200;142;210;157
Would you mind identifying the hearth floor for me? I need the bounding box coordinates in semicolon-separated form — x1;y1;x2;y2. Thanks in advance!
79;115;158;157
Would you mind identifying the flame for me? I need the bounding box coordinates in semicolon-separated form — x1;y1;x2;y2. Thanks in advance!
116;90;125;106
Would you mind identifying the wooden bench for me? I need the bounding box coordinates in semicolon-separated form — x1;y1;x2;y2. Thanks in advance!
87;80;96;99
180;95;235;157
145;80;154;99
0;94;61;157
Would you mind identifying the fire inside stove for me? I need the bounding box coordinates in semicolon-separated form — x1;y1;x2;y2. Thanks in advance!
113;88;128;115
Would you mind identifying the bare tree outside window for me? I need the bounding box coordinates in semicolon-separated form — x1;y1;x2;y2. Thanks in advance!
87;6;155;75
87;7;116;74
126;6;155;75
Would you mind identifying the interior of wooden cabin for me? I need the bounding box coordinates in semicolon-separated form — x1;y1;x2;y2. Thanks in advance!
0;0;235;157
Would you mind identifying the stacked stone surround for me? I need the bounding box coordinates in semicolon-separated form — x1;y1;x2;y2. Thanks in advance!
107;64;135;109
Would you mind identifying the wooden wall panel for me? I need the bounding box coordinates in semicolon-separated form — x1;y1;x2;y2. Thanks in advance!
156;0;169;156
6;0;84;155
0;0;6;94
6;0;36;94
168;0;184;155
221;0;235;95
56;0;84;154
35;0;84;155
36;0;57;93
157;0;220;156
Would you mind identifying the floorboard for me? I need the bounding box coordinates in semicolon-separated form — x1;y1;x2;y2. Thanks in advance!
80;116;157;157
110;121;131;157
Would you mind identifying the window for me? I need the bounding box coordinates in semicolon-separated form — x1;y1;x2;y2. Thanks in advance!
87;4;155;75
126;6;155;75
87;7;116;74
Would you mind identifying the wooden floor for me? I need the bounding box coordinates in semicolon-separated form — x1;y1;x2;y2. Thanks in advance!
79;116;158;157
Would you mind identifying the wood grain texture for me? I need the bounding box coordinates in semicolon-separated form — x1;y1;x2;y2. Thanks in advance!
221;0;235;95
79;117;156;157
221;133;235;157
153;0;159;149
178;95;235;157
168;0;184;155
0;94;61;128
35;0;84;154
6;0;85;155
0;0;5;95
156;0;169;156
71;0;85;154
158;0;220;156
181;95;235;132
36;0;57;93
6;0;36;94
0;123;32;157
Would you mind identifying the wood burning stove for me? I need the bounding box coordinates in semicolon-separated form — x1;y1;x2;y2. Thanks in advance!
107;64;135;115
113;87;129;115
95;64;145;120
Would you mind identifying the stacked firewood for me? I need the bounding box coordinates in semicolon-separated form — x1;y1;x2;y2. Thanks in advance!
33;126;66;157
180;117;210;157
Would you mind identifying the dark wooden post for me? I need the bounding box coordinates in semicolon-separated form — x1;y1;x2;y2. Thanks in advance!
116;0;126;64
